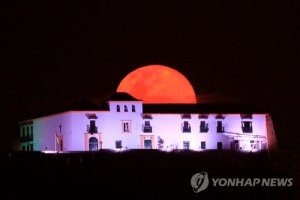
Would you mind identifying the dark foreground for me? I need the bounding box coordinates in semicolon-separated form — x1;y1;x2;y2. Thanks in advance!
0;150;299;199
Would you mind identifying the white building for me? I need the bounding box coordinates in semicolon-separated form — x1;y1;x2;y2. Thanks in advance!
19;93;277;152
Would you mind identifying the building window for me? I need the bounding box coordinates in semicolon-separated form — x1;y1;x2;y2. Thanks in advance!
30;126;33;140
230;140;239;150
132;105;136;112
183;141;190;150
216;121;224;133
241;121;253;133
24;126;27;137
117;105;120;112
115;140;122;149
182;121;191;133
201;141;206;150
144;139;152;149
22;127;25;137
89;137;98;151
20;127;23;138
200;121;209;133
124;105;128;112
217;142;222;150
87;120;98;134
20;125;34;142
143;121;152;133
122;121;131;133
28;131;32;141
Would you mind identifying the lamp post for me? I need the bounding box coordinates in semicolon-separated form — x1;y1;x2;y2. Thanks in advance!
99;141;103;150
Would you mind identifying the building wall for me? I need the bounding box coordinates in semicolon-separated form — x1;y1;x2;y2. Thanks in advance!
126;114;266;151
20;101;270;152
148;114;229;150
100;109;143;150
29;112;72;151
70;112;96;151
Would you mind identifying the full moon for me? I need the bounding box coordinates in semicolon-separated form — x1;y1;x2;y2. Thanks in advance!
117;64;197;104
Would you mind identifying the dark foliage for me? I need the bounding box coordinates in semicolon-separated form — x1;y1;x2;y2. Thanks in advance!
0;150;298;199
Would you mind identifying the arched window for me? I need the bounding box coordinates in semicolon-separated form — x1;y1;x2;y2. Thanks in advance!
89;137;98;151
117;105;120;112
132;105;136;112
124;105;128;112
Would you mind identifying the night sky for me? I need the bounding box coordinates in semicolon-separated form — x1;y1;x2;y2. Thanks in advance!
0;1;299;151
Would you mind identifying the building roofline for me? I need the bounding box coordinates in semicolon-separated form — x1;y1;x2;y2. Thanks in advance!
142;113;268;115
108;92;142;101
19;102;266;123
143;103;265;114
19;110;109;124
108;100;142;102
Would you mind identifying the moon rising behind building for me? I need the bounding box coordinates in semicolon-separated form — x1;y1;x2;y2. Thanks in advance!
117;65;197;104
19;64;277;153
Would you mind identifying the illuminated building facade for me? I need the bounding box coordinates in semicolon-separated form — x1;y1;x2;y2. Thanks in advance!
19;93;277;152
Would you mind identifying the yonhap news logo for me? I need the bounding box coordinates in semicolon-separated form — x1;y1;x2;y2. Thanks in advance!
191;172;293;193
191;172;209;193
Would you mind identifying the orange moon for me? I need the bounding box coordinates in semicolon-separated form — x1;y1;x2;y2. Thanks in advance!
117;64;197;104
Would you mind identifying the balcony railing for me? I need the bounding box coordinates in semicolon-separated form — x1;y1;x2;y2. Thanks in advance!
87;125;98;133
242;126;253;133
200;124;209;133
216;126;224;133
182;124;191;133
142;125;152;133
